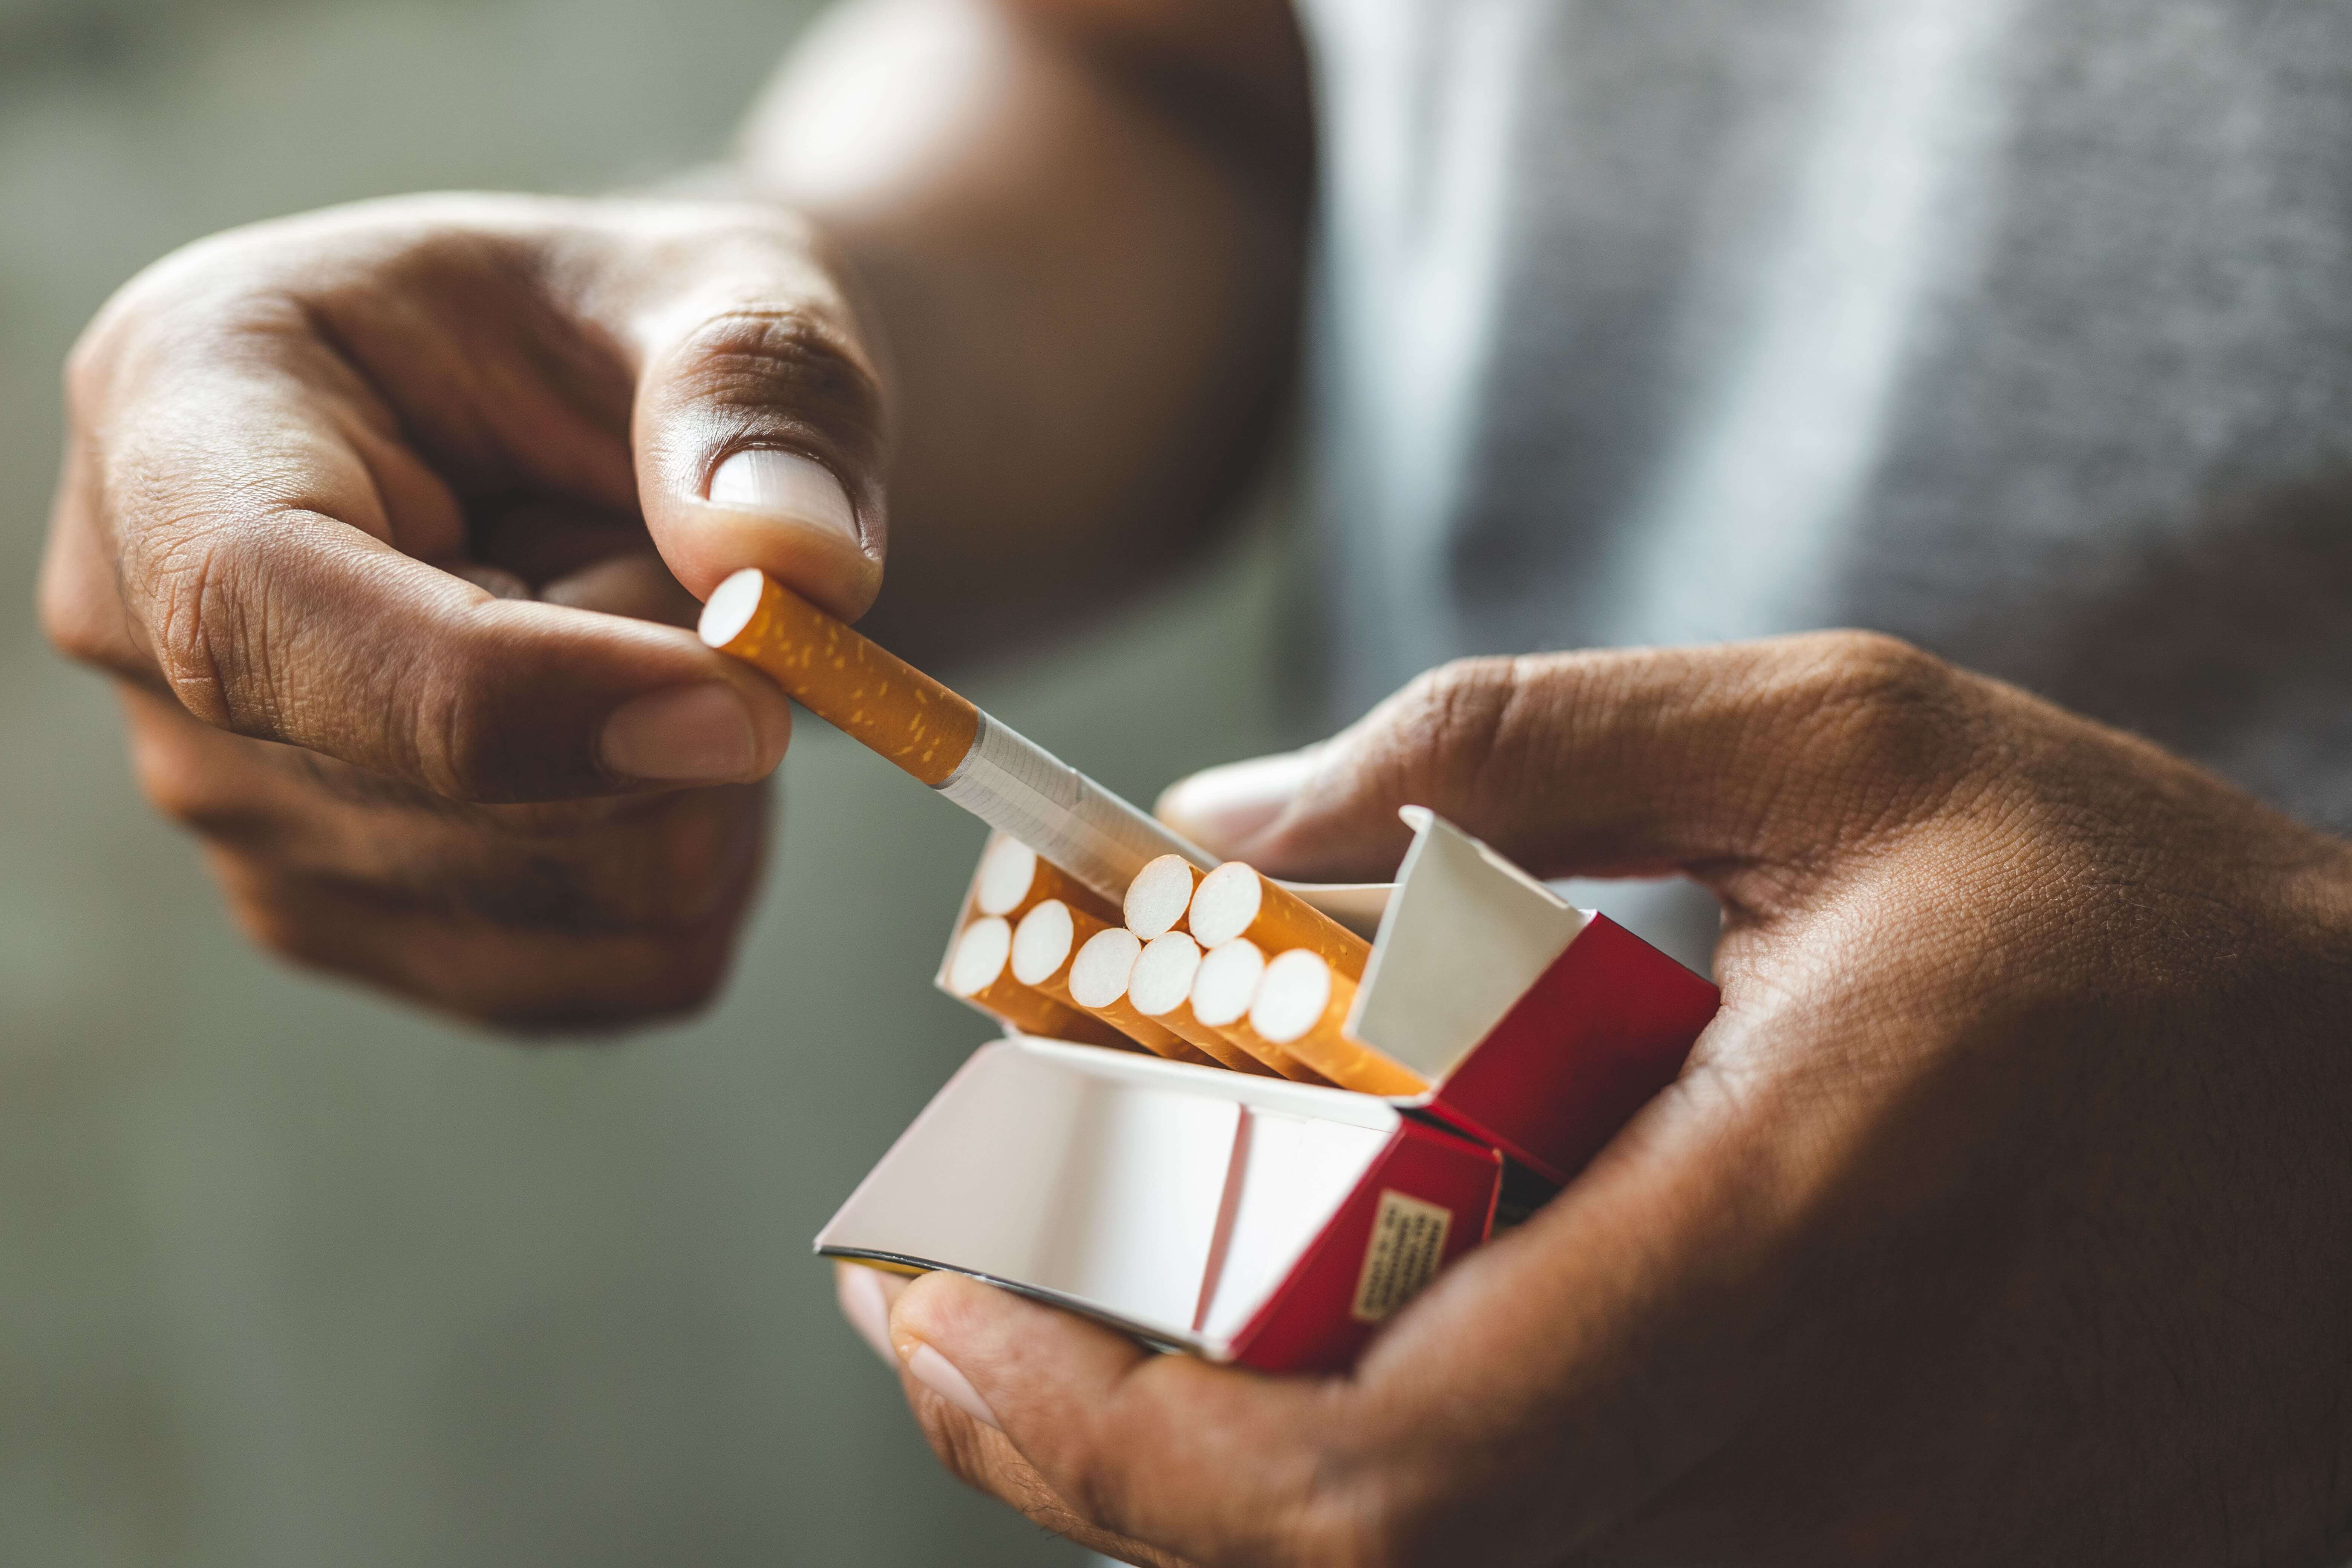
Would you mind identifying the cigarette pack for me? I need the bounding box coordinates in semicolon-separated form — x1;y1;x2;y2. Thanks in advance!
816;808;1718;1373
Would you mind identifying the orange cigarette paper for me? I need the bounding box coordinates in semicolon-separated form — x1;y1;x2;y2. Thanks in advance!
1156;1003;1284;1078
1191;864;1372;981
973;835;1121;927
705;571;977;787
949;916;1132;1049
1188;939;1335;1085
968;972;1133;1051
1209;1012;1337;1087
1257;960;1427;1096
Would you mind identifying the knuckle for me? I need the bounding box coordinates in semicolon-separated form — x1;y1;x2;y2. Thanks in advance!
673;305;886;459
1760;632;1988;841
1377;655;1530;805
402;638;553;807
409;664;495;802
1814;629;1945;703
122;522;274;734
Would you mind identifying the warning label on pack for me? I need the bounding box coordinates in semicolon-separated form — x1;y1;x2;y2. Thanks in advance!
1350;1190;1453;1323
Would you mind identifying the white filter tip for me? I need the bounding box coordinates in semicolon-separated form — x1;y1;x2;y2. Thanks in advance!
1010;901;1075;987
973;836;1040;917
946;917;1012;997
1186;861;1263;949
1190;939;1266;1028
1069;928;1143;1009
1128;933;1203;1018
1250;949;1332;1044
698;567;768;647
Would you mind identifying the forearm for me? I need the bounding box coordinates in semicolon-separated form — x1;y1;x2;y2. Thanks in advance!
733;0;1312;657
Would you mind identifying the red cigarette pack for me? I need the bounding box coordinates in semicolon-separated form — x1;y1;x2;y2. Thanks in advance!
818;808;1718;1372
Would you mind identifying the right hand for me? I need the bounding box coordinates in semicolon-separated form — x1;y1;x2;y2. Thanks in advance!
40;193;891;1028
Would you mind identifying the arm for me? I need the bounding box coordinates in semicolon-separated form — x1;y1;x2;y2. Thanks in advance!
742;0;1312;655
37;0;1311;1027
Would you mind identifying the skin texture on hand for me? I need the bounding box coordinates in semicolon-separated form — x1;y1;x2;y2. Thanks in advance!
853;634;2352;1567
42;193;894;1027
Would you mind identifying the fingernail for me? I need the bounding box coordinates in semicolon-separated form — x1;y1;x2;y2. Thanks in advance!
835;1265;898;1367
903;1342;1000;1431
1156;750;1316;852
600;683;757;782
706;449;859;545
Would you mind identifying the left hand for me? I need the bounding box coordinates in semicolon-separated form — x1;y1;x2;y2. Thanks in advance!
839;633;2352;1567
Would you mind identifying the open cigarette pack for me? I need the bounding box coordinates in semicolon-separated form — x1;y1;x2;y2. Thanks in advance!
816;806;1719;1374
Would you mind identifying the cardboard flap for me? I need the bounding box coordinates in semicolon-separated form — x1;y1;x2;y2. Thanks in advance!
1195;1109;1395;1343
817;1040;1396;1350
1349;808;1592;1080
1426;914;1720;1182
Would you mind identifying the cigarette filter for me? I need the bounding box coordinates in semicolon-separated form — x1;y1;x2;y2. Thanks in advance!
945;915;1127;1049
1126;933;1282;1077
1014;901;1218;1067
1122;853;1200;940
974;834;1121;926
701;569;1214;905
1187;862;1371;980
1190;938;1326;1083
1250;949;1429;1096
1069;927;1225;1067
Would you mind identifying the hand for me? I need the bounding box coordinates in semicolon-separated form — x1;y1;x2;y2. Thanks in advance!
42;193;888;1027
851;634;2352;1566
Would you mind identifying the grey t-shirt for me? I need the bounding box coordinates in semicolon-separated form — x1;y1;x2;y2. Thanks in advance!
1295;0;2352;838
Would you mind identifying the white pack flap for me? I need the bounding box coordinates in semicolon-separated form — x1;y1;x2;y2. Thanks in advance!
1349;808;1592;1081
818;1040;1395;1349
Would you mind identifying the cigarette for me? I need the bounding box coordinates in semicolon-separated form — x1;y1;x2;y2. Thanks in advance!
1126;933;1290;1080
973;833;1121;927
945;914;1130;1049
1064;922;1226;1068
1185;862;1371;981
1187;937;1330;1085
701;569;1214;904
1014;901;1219;1067
1122;853;1200;939
1248;949;1429;1096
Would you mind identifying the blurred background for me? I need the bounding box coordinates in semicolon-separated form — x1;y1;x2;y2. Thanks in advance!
0;0;1299;1561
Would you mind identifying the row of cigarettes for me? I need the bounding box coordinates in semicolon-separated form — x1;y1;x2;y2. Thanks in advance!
694;569;1428;1096
945;839;1428;1098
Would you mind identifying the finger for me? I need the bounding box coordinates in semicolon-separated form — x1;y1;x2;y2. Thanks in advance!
889;1272;1332;1566
208;847;763;1031
1157;634;1992;887
124;681;767;921
49;337;794;801
610;207;888;619
833;1261;908;1365
879;1274;1183;1564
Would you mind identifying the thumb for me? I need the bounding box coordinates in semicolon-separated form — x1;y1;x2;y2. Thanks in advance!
620;211;888;620
1159;636;1983;884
